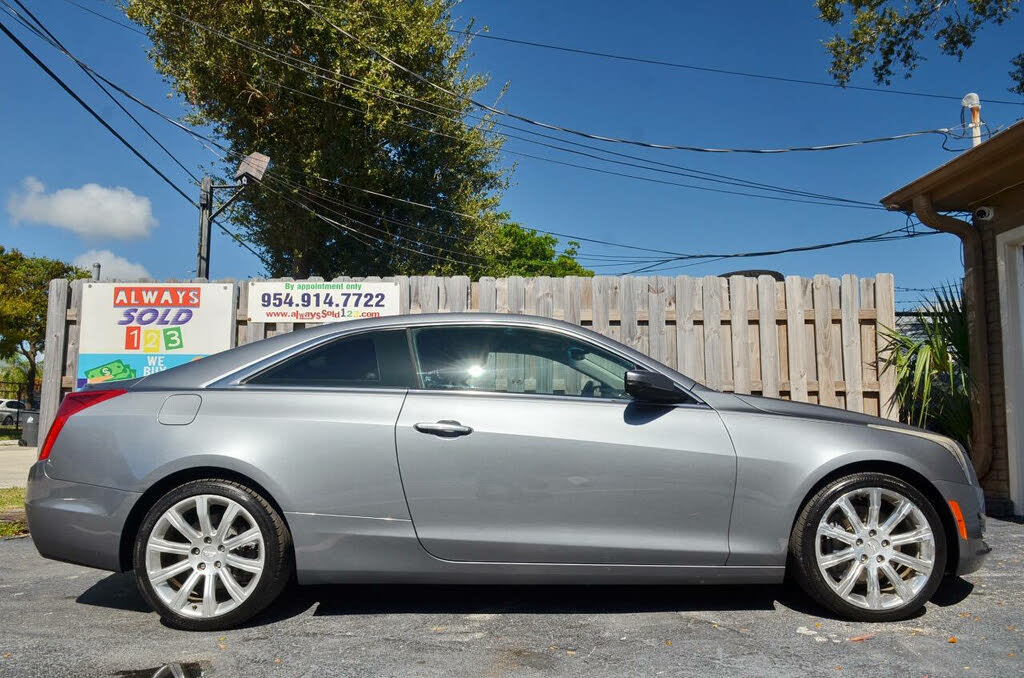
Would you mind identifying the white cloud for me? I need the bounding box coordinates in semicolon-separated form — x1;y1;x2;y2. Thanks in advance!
74;250;151;281
7;176;157;238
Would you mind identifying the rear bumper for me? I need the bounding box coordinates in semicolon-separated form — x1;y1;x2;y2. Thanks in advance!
24;461;140;572
933;479;990;576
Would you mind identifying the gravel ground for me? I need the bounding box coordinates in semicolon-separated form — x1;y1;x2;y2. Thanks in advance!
0;519;1021;677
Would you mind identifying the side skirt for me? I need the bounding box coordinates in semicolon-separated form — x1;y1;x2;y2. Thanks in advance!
287;512;785;586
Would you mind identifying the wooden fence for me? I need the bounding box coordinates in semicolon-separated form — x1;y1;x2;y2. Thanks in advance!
40;273;897;441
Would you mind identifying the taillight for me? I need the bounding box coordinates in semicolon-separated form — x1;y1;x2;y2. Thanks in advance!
38;389;126;461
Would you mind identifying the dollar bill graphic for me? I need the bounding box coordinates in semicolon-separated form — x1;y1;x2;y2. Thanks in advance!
85;359;137;382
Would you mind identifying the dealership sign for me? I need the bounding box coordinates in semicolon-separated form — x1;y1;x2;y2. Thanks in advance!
246;280;400;323
76;283;235;388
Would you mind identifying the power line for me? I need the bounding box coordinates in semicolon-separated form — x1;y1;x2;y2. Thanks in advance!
38;33;886;252
620;228;939;275
261;160;937;273
76;0;1024;109
62;0;146;35
64;2;883;209
1;8;272;270
448;29;1024;108
6;0;198;184
6;5;657;270
269;171;941;275
19;15;938;273
292;0;960;154
258;181;488;269
0;15;196;207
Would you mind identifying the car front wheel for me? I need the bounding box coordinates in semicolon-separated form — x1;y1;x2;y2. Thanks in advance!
133;479;293;631
790;472;947;622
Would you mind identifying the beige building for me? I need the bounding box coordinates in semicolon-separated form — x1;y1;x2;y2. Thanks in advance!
882;119;1024;516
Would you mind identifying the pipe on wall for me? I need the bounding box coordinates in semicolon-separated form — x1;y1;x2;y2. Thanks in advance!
911;194;993;480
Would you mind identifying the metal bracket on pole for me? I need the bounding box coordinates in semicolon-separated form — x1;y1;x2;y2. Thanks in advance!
194;153;269;278
210;187;245;222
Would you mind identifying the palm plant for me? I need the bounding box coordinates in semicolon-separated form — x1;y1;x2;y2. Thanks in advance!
880;284;973;451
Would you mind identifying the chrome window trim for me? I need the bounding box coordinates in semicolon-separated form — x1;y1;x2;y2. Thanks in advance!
403;387;712;410
209;385;411;396
210;317;706;406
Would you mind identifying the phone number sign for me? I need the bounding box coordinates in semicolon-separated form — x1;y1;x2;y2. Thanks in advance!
76;283;235;388
246;280;400;323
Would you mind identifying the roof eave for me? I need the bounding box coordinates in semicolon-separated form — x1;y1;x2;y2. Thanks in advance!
880;119;1024;213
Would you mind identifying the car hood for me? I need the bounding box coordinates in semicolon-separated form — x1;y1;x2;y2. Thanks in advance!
727;393;913;429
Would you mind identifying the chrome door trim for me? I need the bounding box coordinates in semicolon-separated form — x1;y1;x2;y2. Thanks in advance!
402;388;712;410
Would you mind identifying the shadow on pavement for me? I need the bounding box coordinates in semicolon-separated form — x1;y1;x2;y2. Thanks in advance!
242;582;826;628
75;572;974;629
76;572;151;613
930;576;974;607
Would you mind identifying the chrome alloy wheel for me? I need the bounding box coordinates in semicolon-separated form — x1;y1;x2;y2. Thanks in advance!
145;494;265;618
815;487;936;611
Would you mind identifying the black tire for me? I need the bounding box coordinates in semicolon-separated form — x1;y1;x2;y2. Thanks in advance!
2;415;12;426
133;479;293;631
789;472;946;622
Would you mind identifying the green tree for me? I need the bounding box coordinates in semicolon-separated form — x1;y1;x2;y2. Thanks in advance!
124;0;589;278
816;0;1024;96
482;227;591;277
0;247;88;406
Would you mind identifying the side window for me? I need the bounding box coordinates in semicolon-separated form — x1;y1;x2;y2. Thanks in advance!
11;401;24;410
411;326;637;399
248;330;414;388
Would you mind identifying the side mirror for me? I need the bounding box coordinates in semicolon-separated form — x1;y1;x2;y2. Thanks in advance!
624;369;687;403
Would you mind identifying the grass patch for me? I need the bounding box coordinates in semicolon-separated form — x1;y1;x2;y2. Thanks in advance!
0;486;27;538
0;486;26;507
0;428;21;441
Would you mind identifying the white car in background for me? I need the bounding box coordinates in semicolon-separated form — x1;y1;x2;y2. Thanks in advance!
0;399;26;425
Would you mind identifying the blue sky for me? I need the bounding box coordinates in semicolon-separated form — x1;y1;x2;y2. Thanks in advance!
1;1;1022;309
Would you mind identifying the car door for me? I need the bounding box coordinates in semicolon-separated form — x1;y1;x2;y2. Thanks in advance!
232;329;416;519
395;323;737;566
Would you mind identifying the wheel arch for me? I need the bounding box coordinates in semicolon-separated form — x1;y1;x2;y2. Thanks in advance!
790;460;959;575
118;466;292;572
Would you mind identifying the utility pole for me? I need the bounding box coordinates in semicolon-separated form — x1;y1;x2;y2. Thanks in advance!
193;152;270;278
196;176;213;279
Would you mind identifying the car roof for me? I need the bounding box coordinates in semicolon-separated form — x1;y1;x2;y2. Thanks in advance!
134;312;701;391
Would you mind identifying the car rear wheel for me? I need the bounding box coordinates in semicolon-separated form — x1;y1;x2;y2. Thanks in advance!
790;472;946;622
2;415;12;425
133;479;292;631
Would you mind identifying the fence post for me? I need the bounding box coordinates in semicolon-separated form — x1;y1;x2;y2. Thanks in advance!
841;275;864;413
63;279;85;396
729;276;751;394
785;276;809;402
702;275;724;390
39;278;70;445
875;273;898;420
813;275;838;408
757;275;780;398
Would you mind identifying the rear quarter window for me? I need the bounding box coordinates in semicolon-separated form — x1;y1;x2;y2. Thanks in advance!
247;330;415;388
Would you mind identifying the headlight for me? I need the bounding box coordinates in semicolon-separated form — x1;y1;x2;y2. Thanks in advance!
868;424;973;480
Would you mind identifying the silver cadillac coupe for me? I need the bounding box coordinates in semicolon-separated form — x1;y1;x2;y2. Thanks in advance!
26;314;988;630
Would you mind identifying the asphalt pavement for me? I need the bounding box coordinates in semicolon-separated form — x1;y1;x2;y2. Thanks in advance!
0;518;1021;677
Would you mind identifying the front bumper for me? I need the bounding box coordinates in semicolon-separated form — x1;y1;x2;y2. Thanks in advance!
24;461;140;572
933;479;990;576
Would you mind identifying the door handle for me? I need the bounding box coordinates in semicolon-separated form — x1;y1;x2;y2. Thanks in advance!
413;420;473;437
